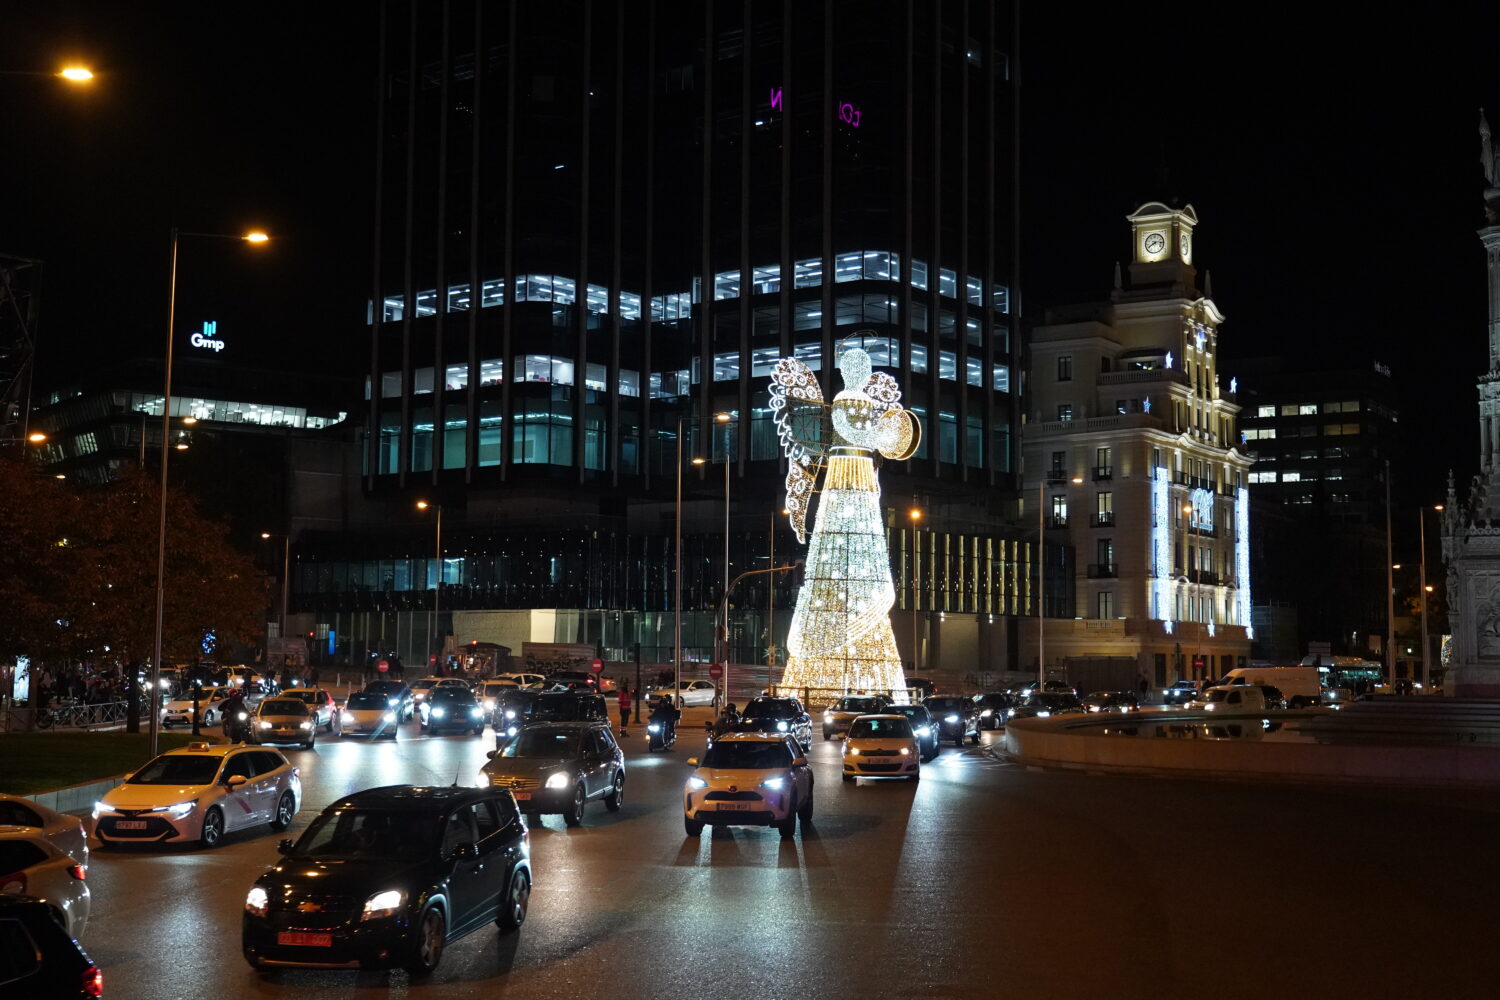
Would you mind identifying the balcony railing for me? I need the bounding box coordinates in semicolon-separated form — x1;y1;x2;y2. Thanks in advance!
1048;516;1069;529
1092;466;1113;481
1093;512;1116;527
1086;563;1117;579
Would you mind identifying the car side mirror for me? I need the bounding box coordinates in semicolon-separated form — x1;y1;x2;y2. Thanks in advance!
485;750;497;759
449;842;479;861
225;774;248;788
277;838;294;856
686;757;699;767
791;757;808;768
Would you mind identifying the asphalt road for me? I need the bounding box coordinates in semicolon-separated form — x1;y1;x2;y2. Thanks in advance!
79;713;1500;1000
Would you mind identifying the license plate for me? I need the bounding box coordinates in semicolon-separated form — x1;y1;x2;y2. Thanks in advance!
277;931;332;948
512;792;531;801
116;820;148;830
715;802;753;810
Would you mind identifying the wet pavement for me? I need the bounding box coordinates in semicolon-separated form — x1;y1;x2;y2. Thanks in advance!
81;713;1500;999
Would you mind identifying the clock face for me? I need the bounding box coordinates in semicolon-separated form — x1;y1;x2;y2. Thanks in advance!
1143;232;1166;256
1179;234;1192;259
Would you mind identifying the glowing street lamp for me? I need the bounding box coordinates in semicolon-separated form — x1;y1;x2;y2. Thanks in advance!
417;501;443;668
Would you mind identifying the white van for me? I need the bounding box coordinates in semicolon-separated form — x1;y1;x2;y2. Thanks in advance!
1222;666;1322;708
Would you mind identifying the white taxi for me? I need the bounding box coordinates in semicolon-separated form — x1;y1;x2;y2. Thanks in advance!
841;714;921;782
338;690;400;739
0;828;90;937
682;733;813;839
0;793;89;872
94;742;301;849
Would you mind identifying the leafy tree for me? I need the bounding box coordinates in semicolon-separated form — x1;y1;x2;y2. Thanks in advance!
0;456;84;663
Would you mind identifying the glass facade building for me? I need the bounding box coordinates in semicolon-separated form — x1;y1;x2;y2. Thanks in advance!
296;0;1029;671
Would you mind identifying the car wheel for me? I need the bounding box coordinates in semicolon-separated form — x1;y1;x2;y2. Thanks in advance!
777;804;797;839
798;788;814;825
304;734;316;750
270;792;295;831
841;771;854;782
473;726;484;736
910;772;921;782
954;735;963;747
564;784;586;828
323;716;333;733
496;867;530;932
604;773;624;812
403;904;446;976
200;807;225;848
969;731;980;745
684;816;704;837
822;730;831;740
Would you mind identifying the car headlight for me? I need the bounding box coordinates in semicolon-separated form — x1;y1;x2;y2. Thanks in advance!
483;699;496;710
648;723;660;733
776;720;789;732
93;800;112;819
545;772;571;790
899;747;910;755
1163;690;1171;696
1036;710;1051;718
686;776;708;791
159;800;198;820
1205;704;1216;712
299;721;313;730
1006;708;1016;717
470;707;483;718
1088;705;1100;712
341;712;354;725
245;886;269;917
980;709;993;718
945;714;959;724
259;720;272;729
760;776;785;790
506;726;519;737
823;713;832;722
361;888;406;921
388;697;400;706
915;726;931;737
383;712;396;723
847;746;860;755
504;709;516;719
433;708;446;718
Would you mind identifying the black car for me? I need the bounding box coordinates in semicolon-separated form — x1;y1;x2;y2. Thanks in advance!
1161;680;1202;706
886;704;940;760
734;697;813;750
1081;691;1139;714
546;670;601;693
480;722;625;825
242;785;530;975
419;689;486;735
923;696;980;746
1008;691;1084;720
972;692;1014;730
527;692;609;725
0;894;102;998
363;680;415;721
491;689;540;739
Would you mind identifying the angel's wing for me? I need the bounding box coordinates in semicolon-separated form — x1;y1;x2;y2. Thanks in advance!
874;407;921;461
769;358;829;543
863;371;901;406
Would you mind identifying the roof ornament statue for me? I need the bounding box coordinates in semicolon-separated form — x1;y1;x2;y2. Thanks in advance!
1482;109;1500;222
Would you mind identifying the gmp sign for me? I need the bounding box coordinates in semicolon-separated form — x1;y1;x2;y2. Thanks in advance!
190;320;225;352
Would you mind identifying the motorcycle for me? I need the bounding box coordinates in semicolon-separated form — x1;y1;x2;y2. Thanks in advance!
647;720;676;751
223;707;252;743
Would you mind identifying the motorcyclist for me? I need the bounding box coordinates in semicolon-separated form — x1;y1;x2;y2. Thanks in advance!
221;688;248;741
649;695;680;745
713;701;740;737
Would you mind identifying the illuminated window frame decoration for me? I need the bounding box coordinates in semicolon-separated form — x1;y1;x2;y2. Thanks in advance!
771;347;919;699
1236;487;1253;638
1189;487;1214;530
1152;466;1174;632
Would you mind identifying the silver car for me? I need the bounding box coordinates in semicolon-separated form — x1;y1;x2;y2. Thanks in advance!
250;698;318;749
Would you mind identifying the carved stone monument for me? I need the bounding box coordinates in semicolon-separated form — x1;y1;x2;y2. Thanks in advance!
1440;111;1500;695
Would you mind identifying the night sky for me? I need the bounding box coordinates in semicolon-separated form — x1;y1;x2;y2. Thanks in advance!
5;2;1499;534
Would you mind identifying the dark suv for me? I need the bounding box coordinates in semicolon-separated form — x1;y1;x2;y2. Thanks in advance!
0;894;102;998
242;785;531;975
973;692;1014;729
886;704;940;760
923;696;980;746
528;692;609;725
734;697;813;750
419;688;486;735
480;722;625;826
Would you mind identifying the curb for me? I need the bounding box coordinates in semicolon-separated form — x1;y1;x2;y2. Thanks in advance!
25;775;126;815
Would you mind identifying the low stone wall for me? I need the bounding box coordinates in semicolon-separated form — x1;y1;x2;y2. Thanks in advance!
1004;714;1500;787
26;775;126;814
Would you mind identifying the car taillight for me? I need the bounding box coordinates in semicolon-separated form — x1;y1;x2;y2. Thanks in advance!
69;864;86;881
82;966;103;997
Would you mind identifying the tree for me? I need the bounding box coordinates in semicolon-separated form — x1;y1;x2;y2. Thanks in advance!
0;455;85;664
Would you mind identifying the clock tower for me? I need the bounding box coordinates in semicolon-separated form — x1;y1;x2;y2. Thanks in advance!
1126;202;1198;289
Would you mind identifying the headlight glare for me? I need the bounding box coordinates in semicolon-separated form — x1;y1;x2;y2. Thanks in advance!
760;776;785;790
685;776;708;790
259;720;272;729
916;726;931;736
383;712;396;723
361;888;406;920
433;708;446;718
93;800;111;819
164;799;198;819
299;721;313;730
945;714;959;724
245;886;269;917
341;712;354;725
544;771;571;790
1036;710;1051;718
776;720;789;732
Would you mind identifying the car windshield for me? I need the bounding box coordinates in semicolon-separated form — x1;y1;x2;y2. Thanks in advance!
412;681;437;690
1206;689;1230;702
286;691;318;704
925;698;967;711
702;741;793;769
432;691;474;705
127;754;222;785
532;697;587;719
293;808;437;862
836;698;883;712
481;684;509;697
501;729;582;758
365;683;403;696
742;700;797;719
1034;694;1076;708
890;707;930;722
848;718;913;739
345;693;386;710
261;699;309;716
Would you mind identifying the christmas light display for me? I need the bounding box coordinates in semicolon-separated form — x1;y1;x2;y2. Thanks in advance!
770;347;920;697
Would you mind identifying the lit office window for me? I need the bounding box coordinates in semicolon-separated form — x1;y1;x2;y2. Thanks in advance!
585;363;608;392
444;364;469;391
793;258;823;288
910;343;928;373
992;364;1010;392
965;357;983;388
447;283;472;312
617;291;642;320
793;342;823;371
713;270;740;300
412;368;434;395
938;350;958;382
712;352;741;382
480;279;505;308
477;401;503;467
477;359;504;387
414;290;438;317
751;265;780;294
517;355;575;386
618;370;641;397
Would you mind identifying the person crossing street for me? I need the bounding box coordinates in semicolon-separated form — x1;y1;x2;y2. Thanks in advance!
618;687;634;735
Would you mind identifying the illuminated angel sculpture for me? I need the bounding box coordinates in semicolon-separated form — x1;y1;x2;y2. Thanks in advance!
769;346;921;697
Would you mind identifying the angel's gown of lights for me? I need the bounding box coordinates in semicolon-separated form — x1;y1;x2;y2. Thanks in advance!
780;360;910;700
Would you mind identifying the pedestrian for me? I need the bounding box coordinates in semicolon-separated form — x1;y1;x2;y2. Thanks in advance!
618;687;633;734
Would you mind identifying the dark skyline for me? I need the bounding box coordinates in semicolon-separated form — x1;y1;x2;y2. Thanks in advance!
6;2;1499;526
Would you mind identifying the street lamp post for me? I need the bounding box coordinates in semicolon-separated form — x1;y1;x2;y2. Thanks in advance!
1419;504;1443;688
1385;459;1395;684
417;501;443;671
260;532;291;649
711;412;732;708
148;228;269;756
673;415;685;705
909;506;922;673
